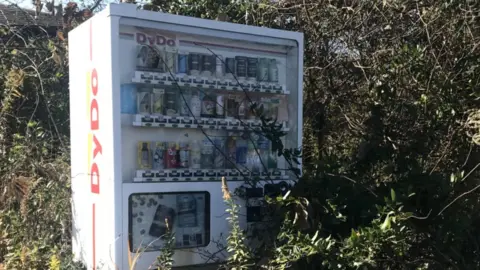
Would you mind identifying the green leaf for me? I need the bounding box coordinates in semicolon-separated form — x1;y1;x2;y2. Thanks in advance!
380;215;391;231
311;230;319;243
390;188;396;202
450;173;456;183
350;229;358;240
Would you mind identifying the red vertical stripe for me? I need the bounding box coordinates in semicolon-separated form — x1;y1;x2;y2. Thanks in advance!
92;203;96;270
89;20;95;270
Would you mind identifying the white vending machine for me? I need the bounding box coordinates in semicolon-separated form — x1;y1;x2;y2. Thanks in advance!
69;3;303;269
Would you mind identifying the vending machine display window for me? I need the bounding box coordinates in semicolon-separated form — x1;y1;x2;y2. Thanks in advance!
129;191;210;252
120;23;301;183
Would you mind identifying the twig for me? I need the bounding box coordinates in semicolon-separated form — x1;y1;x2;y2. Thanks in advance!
461;144;473;168
437;162;480;216
89;0;104;12
325;172;378;197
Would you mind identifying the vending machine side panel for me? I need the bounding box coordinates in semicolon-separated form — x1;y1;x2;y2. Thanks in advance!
69;15;91;266
69;13;119;269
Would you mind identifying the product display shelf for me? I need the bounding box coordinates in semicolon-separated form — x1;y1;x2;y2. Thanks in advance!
132;71;290;95
132;114;289;132
133;168;289;182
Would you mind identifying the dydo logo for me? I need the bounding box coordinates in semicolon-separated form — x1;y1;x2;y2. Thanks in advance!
87;68;102;195
135;31;177;47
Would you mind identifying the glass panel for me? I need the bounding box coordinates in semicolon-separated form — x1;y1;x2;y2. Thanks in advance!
119;22;300;183
129;192;210;252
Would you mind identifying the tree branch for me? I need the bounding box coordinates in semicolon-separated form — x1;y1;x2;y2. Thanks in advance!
437;162;480;216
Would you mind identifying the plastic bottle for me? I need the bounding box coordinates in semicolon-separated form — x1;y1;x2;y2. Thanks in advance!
190;140;201;169
179;88;191;117
214;138;226;169
190;90;201;118
269;59;278;83
201;139;214;169
201;92;216;118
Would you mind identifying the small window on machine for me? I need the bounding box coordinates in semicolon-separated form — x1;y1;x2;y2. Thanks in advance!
128;191;210;252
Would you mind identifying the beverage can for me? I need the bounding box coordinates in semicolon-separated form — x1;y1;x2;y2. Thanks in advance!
164;90;178;116
235;56;247;78
177;54;188;74
164;142;179;168
235;138;248;168
188;54;200;75
201;54;213;77
215;55;224;78
225;95;238;119
179;142;190;168
201;139;214;169
226;136;237;169
209;55;216;73
225;58;235;76
216;95;224;117
247;57;258;80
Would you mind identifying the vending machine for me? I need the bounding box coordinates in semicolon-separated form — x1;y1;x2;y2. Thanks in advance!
69;3;303;269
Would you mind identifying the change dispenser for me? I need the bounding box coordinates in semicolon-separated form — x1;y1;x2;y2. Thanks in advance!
69;3;303;269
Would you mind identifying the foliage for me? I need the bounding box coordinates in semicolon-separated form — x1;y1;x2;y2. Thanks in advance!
0;9;76;270
221;177;254;270
155;218;175;270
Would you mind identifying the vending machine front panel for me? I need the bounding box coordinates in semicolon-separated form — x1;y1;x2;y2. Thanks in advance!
70;3;302;269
